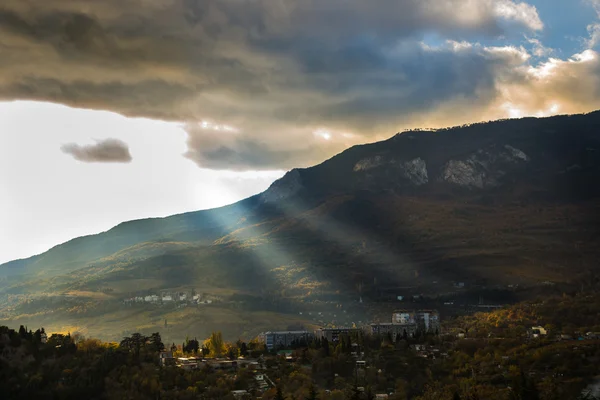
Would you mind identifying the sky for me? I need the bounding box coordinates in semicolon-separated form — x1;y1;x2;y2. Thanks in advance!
2;0;600;264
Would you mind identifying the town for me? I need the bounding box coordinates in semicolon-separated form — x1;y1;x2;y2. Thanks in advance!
2;292;600;399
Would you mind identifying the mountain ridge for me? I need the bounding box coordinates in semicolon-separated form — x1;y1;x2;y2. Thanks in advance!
3;111;600;277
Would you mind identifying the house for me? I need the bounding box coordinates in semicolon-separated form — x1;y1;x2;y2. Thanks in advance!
162;295;173;302
529;326;548;338
231;390;250;399
254;373;269;391
376;395;389;399
40;331;48;344
206;360;237;370
586;332;600;339
179;293;187;301
177;357;199;370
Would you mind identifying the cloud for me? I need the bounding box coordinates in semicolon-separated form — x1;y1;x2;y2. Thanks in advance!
183;122;353;171
526;37;553;57
5;0;600;171
61;138;132;163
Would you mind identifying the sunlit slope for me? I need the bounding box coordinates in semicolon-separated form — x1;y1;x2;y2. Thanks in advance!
0;196;260;277
2;111;600;289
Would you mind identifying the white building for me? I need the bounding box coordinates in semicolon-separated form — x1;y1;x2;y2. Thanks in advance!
392;311;414;325
162;295;173;302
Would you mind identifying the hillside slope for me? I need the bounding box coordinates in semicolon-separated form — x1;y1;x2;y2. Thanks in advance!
1;112;600;341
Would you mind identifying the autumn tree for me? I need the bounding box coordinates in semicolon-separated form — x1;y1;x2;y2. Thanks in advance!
204;331;226;357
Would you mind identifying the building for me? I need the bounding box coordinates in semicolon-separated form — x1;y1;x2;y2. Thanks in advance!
254;373;269;391
258;331;314;350
315;328;361;342
371;309;440;341
162;295;173;302
529;326;548;338
231;390;250;399
414;310;440;333
177;357;199;370
159;351;175;366
370;322;417;341
392;310;415;325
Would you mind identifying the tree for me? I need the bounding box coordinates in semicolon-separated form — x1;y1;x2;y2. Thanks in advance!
305;384;318;400
365;386;376;400
148;332;165;353
275;385;286;400
348;384;362;400
321;337;330;357
184;338;200;354
205;331;225;357
511;369;540;400
240;341;249;357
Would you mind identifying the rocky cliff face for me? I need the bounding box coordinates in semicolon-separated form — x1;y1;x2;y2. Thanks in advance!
353;156;429;186
401;158;429;185
441;145;529;188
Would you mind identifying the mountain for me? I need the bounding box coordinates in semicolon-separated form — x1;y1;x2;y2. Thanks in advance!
2;112;600;342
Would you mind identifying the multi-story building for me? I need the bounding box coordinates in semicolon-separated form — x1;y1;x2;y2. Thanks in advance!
258;331;314;350
314;328;361;342
414;310;440;333
369;322;417;341
392;310;415;325
371;309;440;341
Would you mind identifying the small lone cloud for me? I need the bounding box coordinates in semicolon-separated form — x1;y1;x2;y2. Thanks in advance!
61;138;132;163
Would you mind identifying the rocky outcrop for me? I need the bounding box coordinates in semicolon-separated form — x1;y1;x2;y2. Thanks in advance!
353;156;384;172
503;145;529;162
260;169;303;203
443;160;486;188
400;158;429;185
442;145;529;188
354;156;429;186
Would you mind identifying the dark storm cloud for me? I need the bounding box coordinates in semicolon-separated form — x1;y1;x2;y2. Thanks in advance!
61;138;132;163
6;0;592;171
